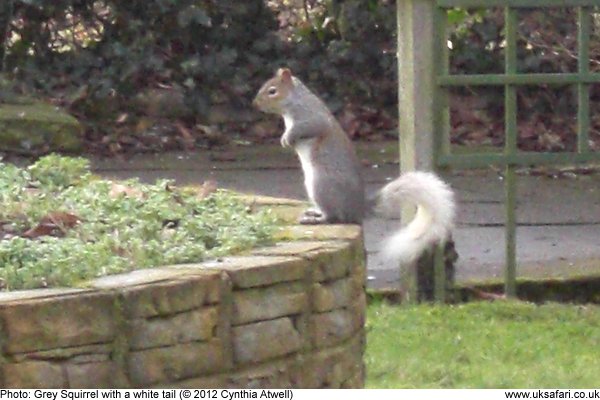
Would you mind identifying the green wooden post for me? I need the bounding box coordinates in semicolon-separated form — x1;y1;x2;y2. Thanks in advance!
504;6;518;297
397;0;436;173
577;7;591;154
432;4;450;303
433;242;446;302
397;0;437;302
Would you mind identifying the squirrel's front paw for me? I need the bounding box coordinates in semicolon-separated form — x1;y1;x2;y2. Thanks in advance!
299;209;327;224
280;134;292;148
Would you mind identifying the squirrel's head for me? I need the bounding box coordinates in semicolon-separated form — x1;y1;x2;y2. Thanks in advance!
253;68;295;114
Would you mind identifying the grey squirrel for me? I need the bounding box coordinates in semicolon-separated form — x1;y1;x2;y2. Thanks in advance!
253;68;455;265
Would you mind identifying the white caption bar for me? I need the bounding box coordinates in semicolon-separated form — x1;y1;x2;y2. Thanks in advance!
0;389;599;400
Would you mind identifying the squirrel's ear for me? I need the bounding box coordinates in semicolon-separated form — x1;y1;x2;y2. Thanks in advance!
277;68;293;83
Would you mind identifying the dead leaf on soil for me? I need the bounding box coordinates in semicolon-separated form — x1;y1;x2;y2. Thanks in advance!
175;120;195;150
115;113;129;124
538;132;565;151
109;182;144;199
23;211;81;238
197;180;217;199
469;288;508;301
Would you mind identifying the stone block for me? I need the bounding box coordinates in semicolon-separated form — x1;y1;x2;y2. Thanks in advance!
119;273;221;318
312;277;357;313
232;282;307;325
66;361;128;388
226;360;294;388
157;375;226;389
128;339;224;387
0;288;88;303
341;369;365;389
350;266;366;293
309;308;361;349
349;246;367;285
129;307;218;350
299;333;364;388
91;268;186;289
252;241;331;257
203;256;307;289
70;354;110;364
232;318;301;365
276;225;362;241
265;205;306;224
233;194;304;207
307;243;355;282
12;344;112;362
351;291;367;330
253;239;363;284
0;292;116;354
3;361;66;388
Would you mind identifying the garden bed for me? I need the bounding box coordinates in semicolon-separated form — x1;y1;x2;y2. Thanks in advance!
0;155;278;290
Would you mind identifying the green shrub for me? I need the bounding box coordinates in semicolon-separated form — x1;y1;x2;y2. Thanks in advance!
1;1;598;151
0;0;281;121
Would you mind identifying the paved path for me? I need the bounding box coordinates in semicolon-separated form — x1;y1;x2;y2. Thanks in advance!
90;143;600;289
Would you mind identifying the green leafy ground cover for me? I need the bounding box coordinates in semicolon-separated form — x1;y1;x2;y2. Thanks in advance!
366;301;600;388
0;155;278;290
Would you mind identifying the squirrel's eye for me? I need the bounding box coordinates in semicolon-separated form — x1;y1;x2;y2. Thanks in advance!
267;87;278;96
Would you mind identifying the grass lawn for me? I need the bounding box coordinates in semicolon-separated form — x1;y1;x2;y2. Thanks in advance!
366;300;600;388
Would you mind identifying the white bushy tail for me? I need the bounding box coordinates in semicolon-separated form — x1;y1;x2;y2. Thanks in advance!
374;171;455;265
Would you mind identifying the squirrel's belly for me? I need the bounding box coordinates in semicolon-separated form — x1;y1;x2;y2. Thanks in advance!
295;141;316;202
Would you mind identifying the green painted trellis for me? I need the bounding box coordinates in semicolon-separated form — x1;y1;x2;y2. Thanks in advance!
397;0;600;301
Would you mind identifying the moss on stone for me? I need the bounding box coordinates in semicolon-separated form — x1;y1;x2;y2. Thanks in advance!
0;103;82;153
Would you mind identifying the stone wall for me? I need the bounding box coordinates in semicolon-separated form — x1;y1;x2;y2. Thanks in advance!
0;198;366;388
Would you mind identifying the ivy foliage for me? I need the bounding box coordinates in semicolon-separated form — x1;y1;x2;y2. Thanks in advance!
0;1;598;152
0;0;282;121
